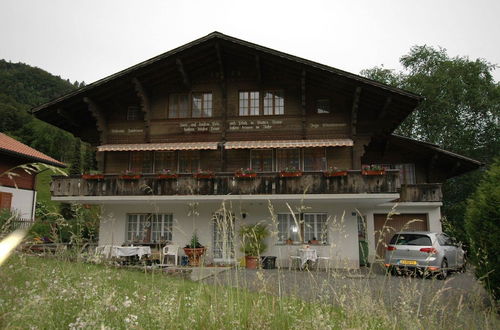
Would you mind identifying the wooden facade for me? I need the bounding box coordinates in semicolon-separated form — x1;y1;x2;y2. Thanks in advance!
33;32;481;200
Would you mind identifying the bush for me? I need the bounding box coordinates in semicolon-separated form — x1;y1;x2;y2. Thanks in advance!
465;158;500;300
239;224;269;256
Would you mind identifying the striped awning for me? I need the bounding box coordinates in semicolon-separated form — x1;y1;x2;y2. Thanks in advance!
97;142;219;152
225;139;353;149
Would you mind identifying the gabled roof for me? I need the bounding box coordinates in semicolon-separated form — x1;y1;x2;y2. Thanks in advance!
0;133;66;168
32;31;421;114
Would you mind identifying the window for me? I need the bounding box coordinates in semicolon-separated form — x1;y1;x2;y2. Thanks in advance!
127;106;140;121
239;91;260;116
278;213;328;243
276;149;300;171
250;149;273;172
389;234;432;246
263;91;284;115
154;151;177;172
178;150;200;173
303;148;326;171
129;152;153;173
394;163;416;184
169;93;189;118
316;99;330;114
127;213;172;243
278;213;301;243
192;93;212;118
303;213;328;243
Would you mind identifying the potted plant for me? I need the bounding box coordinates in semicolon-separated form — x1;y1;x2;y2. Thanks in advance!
279;166;303;178
308;237;320;245
239;224;269;269
157;168;178;179
119;169;141;180
323;166;348;177
193;169;214;179
183;232;206;266
285;238;294;245
82;170;104;180
361;165;385;176
235;168;257;179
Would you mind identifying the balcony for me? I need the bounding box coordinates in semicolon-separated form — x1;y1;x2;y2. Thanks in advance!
51;169;402;198
398;183;443;202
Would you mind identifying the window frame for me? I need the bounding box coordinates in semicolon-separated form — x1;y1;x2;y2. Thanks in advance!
168;92;213;119
277;212;328;244
126;213;173;243
315;98;331;114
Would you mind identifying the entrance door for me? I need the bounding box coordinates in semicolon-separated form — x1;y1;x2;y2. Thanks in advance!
374;213;428;258
212;210;235;263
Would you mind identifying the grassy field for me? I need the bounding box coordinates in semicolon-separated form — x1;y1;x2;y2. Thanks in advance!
0;254;497;329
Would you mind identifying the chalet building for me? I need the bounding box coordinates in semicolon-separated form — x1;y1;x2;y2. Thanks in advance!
32;32;481;268
0;133;65;220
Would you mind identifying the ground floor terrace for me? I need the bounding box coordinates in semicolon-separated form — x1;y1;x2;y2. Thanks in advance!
55;194;443;268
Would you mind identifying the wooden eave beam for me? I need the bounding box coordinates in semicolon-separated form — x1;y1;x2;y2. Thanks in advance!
132;78;151;142
350;87;362;136
176;58;190;88
255;54;262;83
215;42;225;82
83;97;107;144
378;96;392;120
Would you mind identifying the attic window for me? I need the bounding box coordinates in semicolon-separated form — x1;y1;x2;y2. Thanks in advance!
316;99;330;114
127;106;140;121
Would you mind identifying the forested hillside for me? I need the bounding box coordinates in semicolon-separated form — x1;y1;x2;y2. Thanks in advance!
0;59;83;162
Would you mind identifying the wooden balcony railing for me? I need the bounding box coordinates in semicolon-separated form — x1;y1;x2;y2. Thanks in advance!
398;183;443;202
51;170;402;197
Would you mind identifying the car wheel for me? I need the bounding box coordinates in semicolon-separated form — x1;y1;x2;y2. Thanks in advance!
438;259;448;280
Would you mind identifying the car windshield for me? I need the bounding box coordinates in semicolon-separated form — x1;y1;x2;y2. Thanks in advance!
389;234;432;246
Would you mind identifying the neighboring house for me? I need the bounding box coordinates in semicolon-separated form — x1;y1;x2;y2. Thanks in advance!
0;133;65;220
32;32;481;268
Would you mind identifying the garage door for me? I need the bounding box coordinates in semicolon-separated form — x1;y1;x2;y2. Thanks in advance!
374;213;428;258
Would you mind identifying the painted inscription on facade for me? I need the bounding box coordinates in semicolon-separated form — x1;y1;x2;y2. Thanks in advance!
180;121;221;133
228;120;283;131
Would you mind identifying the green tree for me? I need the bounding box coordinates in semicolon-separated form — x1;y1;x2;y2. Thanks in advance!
361;45;500;243
465;158;500;300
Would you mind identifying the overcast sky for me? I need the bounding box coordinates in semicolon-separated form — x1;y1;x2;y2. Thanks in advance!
1;0;499;84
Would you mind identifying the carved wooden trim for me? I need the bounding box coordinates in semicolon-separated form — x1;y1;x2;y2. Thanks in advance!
350;87;362;136
132;78;151;142
83;97;107;144
176;58;190;88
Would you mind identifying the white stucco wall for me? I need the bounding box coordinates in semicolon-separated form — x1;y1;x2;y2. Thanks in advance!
0;186;36;219
98;199;362;269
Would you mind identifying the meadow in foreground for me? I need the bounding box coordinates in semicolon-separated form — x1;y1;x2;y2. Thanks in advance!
0;254;497;329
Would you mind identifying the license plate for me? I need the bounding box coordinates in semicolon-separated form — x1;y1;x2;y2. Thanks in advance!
400;260;417;265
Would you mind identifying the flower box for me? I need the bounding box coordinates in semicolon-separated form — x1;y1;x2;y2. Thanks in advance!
279;171;303;178
82;174;104;180
157;174;178;179
362;170;385;176
119;174;141;180
324;170;348;177
235;172;257;179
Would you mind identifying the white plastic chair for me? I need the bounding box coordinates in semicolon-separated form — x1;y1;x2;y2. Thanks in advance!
316;256;331;270
161;244;179;266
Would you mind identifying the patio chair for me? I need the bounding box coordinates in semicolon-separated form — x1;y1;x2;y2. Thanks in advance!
316;256;331;270
160;244;179;266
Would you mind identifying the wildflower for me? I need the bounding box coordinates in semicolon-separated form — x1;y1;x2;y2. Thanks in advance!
123;296;132;307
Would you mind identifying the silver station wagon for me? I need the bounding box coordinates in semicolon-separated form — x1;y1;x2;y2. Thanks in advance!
384;231;466;279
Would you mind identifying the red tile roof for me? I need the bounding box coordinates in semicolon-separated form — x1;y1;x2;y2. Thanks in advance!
0;133;66;167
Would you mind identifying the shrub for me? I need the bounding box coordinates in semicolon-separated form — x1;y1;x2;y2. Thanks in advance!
239;224;269;256
465;158;500;300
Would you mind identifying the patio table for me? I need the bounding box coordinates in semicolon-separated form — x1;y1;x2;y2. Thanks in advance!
299;248;317;268
97;245;151;259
